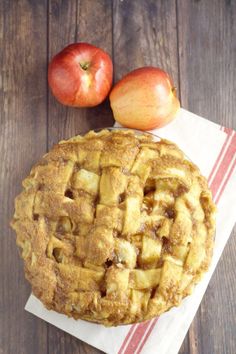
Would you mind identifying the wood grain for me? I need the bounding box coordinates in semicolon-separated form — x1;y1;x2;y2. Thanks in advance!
0;0;235;353
47;0;114;149
0;1;48;354
177;0;236;129
177;1;236;353
112;0;179;91
47;0;112;353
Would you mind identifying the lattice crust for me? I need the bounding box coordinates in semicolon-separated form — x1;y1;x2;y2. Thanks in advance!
11;129;216;326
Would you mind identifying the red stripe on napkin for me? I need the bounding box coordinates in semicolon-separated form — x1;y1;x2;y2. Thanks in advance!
117;324;137;354
123;321;152;354
210;132;236;199
135;317;159;354
208;130;233;183
215;156;236;204
223;126;234;134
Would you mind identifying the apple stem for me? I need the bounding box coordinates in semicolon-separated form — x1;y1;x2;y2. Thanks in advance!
80;62;89;70
172;87;177;95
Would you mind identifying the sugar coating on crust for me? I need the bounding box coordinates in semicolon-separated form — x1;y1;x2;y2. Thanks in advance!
11;129;216;326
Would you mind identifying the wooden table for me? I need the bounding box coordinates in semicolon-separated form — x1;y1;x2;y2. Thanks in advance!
1;1;235;353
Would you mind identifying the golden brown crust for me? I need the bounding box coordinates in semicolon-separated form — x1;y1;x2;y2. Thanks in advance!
11;129;216;326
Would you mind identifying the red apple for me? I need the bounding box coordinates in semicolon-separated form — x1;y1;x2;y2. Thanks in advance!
48;43;113;107
109;67;180;130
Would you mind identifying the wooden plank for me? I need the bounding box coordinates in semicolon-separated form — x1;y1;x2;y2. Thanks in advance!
47;0;113;353
47;0;114;149
1;1;235;354
112;0;180;92
0;1;48;354
177;0;236;129
112;3;188;354
177;1;236;353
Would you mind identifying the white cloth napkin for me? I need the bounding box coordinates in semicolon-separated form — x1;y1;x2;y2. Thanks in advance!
25;108;236;354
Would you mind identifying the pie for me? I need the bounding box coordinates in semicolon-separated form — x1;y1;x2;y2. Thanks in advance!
11;129;216;326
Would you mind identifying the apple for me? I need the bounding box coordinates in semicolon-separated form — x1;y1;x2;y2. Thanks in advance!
48;43;113;107
109;67;180;130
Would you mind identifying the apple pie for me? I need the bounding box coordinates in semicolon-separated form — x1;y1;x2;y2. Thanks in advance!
11;129;216;326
